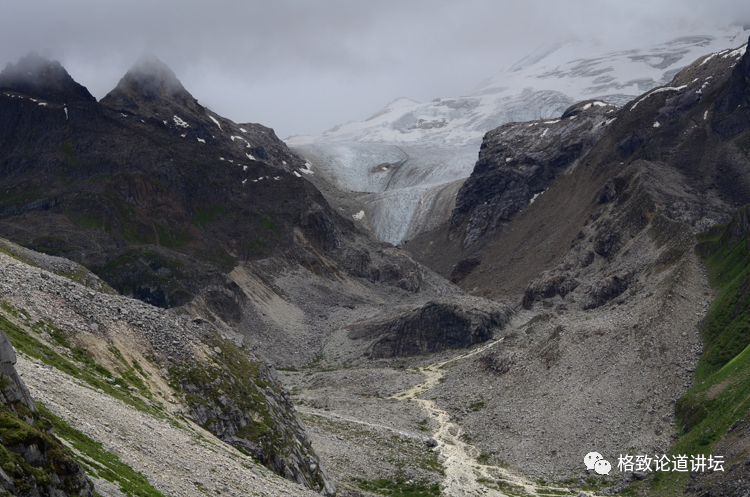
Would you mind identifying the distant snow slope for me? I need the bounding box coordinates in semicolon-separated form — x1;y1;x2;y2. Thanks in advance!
289;27;750;245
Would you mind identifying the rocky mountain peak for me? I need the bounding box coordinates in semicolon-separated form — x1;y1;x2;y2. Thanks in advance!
0;51;95;103
101;51;201;119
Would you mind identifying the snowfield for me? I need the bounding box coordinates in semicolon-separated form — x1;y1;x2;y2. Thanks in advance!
289;27;750;245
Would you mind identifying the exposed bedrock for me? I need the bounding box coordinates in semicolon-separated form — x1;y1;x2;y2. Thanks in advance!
348;300;510;358
450;100;617;248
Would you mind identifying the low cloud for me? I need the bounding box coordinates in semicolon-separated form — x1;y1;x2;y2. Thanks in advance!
0;0;748;137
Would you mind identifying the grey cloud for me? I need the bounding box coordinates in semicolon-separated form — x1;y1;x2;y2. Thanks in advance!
0;0;749;137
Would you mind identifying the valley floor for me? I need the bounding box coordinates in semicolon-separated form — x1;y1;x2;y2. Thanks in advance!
281;251;712;496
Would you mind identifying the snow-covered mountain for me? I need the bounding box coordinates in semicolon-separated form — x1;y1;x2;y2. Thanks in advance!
288;26;750;245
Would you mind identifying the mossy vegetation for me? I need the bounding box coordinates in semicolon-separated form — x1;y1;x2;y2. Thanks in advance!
0;342;162;497
651;207;750;495
155;224;193;250
59;141;81;167
694;216;750;378
35;404;166;497
94;249;193;308
26;236;74;257
168;334;326;485
0;304;162;417
353;477;441;497
0;403;74;495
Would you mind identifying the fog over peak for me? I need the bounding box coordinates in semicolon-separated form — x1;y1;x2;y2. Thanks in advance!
122;51;186;94
0;0;749;137
0;50;95;103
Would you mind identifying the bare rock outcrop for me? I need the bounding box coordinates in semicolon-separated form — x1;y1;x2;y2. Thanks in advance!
169;351;335;495
450;100;618;247
349;300;510;358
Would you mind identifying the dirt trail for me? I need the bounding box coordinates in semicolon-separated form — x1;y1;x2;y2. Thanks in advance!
391;339;583;497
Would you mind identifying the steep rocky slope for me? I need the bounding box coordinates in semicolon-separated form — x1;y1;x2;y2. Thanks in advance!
0;51;508;360
0;238;330;495
222;34;750;496
5;33;750;497
409;40;750;299
0;51;408;313
390;36;750;494
0;51;523;495
448;99;618;250
0;52;308;308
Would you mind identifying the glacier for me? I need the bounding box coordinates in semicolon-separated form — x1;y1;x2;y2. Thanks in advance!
288;27;750;245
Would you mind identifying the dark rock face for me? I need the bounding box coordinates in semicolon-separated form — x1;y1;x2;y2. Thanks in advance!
581;274;631;310
616;132;644;159
713;37;750;139
450;100;617;247
522;273;580;310
0;331;95;497
0;332;35;413
0;52;425;312
0;52;95;104
350;301;509;358
427;40;750;313
449;257;481;283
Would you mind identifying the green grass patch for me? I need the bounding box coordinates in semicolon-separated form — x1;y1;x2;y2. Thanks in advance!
36;404;166;497
673;345;750;453
0;341;154;496
353;477;440;497
0;405;69;494
258;217;277;232
654;206;750;495
696;232;750;378
0;306;161;417
167;334;336;487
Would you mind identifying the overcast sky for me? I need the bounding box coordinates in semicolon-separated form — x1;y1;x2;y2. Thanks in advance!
1;1;749;138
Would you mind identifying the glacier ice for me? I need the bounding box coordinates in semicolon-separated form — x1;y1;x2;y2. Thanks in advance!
288;27;750;245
